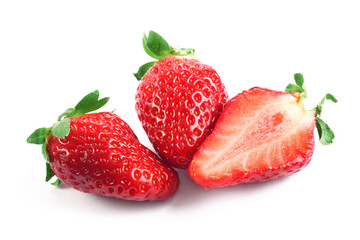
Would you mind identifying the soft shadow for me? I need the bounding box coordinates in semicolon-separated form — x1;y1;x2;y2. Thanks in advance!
53;169;288;212
88;192;174;212
169;169;288;208
56;183;71;189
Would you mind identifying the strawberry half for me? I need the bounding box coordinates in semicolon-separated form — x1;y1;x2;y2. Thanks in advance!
27;90;179;201
188;74;337;189
134;31;228;168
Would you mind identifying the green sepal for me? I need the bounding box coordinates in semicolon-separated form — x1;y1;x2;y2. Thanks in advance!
72;90;110;117
285;73;306;94
133;61;156;80
26;127;51;144
45;161;55;182
316;117;335;145
320;93;338;105
135;31;197;80
51;178;62;186
143;31;197;60
312;92;337;145
52;90;109;138
42;141;55;182
142;33;162;60
56;90;110;121
144;31;172;60
294;73;304;89
285;83;303;94
285;73;308;106
42;143;50;163
314;93;338;116
43;143;62;185
51;118;71;139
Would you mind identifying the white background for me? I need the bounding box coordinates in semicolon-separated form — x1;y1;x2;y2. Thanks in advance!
1;0;359;239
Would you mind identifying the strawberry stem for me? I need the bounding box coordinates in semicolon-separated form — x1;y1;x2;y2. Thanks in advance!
169;46;195;57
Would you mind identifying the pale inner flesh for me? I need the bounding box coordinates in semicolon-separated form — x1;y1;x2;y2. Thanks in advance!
197;94;314;177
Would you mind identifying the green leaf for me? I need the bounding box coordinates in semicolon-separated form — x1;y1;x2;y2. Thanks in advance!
42;143;49;163
146;31;172;60
285;73;305;94
294;73;304;89
70;90;109;117
79;97;110;115
315;93;338;116
285;83;303;93
51;178;62;186
133;61;156;80
74;90;100;113
325;93;338;103
51;118;71;139
26;127;51;144
285;73;307;105
316;117;335;145
45;161;55;182
43;143;62;186
142;33;160;60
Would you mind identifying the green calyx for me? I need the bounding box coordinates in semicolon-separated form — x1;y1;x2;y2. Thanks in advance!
285;73;307;105
285;73;338;145
134;30;196;80
26;90;110;185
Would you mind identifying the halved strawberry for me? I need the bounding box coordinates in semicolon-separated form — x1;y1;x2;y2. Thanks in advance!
188;74;337;189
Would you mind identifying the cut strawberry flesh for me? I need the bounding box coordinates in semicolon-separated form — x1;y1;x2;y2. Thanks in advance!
189;87;315;188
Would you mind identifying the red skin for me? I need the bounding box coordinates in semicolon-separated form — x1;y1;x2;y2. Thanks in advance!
135;56;228;168
188;88;316;189
47;112;179;201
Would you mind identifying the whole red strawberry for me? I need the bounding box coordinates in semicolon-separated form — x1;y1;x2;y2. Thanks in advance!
27;90;179;201
134;31;228;168
188;74;337;189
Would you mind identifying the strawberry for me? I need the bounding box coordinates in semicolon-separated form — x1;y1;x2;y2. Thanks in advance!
134;31;228;168
27;90;179;201
188;74;337;189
